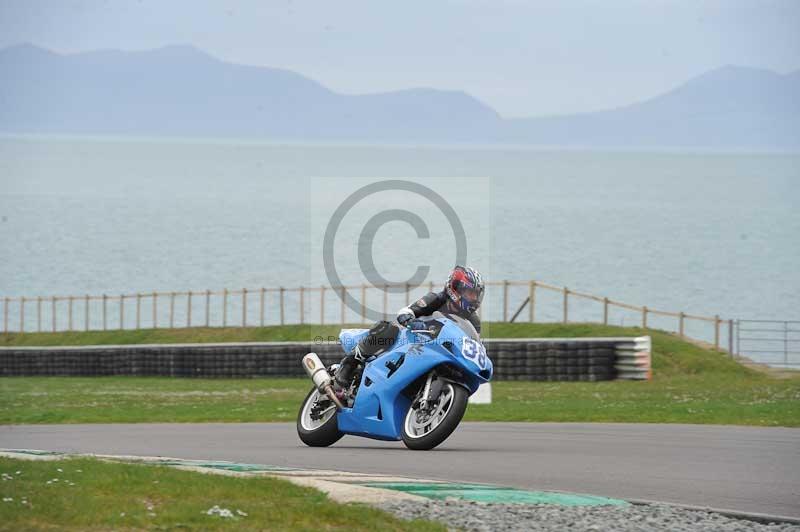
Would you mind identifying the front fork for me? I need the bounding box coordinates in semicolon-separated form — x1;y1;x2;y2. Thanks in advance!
416;371;445;410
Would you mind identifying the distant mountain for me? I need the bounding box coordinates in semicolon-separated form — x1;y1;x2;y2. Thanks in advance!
1;44;798;148
502;65;800;148
0;43;501;142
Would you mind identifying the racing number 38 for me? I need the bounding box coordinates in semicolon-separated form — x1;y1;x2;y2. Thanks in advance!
461;338;487;369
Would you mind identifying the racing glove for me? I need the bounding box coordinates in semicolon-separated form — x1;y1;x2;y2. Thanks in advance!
396;307;415;327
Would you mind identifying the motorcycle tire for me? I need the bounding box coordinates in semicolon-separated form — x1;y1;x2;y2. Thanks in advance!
297;386;344;447
401;383;469;451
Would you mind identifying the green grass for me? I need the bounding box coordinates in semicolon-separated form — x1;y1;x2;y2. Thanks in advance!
0;456;442;531
1;323;798;427
0;325;349;347
0;322;699;347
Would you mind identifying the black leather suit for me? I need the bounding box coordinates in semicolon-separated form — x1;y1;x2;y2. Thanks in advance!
353;290;481;360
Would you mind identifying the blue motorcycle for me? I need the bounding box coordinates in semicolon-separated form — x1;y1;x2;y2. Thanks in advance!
298;312;493;450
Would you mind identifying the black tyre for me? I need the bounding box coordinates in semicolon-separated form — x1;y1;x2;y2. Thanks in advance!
401;383;469;451
296;387;343;447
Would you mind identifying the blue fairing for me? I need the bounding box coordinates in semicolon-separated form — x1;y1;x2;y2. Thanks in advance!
336;316;493;441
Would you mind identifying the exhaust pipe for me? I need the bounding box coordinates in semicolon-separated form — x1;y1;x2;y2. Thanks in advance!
302;353;344;409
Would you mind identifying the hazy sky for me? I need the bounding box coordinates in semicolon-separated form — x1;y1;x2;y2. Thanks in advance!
1;0;798;117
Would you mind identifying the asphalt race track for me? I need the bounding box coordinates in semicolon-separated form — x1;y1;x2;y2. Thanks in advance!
1;422;798;519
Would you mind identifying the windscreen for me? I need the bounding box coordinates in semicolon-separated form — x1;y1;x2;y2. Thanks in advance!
430;311;480;341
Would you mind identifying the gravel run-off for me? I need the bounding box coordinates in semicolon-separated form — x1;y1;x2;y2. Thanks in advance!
378;499;800;532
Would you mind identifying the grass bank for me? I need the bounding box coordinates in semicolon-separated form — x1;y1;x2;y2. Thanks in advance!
0;322;702;348
1;323;798;426
0;456;441;531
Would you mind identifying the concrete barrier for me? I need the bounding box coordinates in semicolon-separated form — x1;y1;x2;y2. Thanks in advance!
0;337;651;381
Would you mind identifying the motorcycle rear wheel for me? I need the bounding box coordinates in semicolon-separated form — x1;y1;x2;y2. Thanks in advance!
297;387;343;447
401;383;468;450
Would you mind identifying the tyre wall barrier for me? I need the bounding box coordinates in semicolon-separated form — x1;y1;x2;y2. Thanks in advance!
0;337;651;381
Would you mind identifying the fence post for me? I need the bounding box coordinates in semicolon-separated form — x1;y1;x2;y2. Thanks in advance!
642;306;648;328
102;294;107;330
152;292;158;329
242;288;248;327
279;287;285;325
429;281;434;293
785;321;789;366
3;297;8;333
728;319;734;356
299;286;304;325
603;297;609;325
52;297;57;332
679;312;685;337
383;284;388;320
260;288;266;326
205;290;211;327
84;294;89;331
135;294;141;329
20;297;25;332
68;296;73;331
502;280;509;322
187;291;192;327
340;286;346;325
119;295;124;330
222;289;228;327
39;297;44;331
563;287;569;324
361;285;367;325
320;286;325;325
169;292;175;328
528;281;536;322
714;315;720;349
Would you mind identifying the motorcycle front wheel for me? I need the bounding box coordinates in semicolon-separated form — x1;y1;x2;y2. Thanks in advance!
401;382;468;450
297;387;343;447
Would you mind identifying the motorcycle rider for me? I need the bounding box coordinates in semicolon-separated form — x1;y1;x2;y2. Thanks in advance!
334;265;485;388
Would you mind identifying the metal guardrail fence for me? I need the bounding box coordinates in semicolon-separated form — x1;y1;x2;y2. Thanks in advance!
736;320;800;367
1;279;735;351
